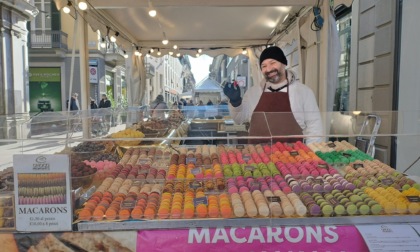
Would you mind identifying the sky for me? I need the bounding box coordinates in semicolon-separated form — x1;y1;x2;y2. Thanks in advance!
188;55;213;84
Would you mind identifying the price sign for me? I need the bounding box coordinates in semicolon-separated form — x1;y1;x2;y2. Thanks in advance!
266;196;281;203
193;196;208;206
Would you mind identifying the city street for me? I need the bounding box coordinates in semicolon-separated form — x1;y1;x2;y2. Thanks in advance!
0;124;126;172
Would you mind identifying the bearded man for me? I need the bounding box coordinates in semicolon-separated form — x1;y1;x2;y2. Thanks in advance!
223;46;324;144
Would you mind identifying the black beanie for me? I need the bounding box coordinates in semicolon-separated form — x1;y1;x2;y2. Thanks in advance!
259;46;288;67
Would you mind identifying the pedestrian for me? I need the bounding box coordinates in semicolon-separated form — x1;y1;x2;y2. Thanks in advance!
150;94;169;119
67;93;79;111
198;100;205;118
90;97;98;109
223;46;324;144
99;94;111;108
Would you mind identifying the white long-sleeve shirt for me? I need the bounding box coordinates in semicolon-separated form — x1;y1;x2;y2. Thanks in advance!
228;70;324;144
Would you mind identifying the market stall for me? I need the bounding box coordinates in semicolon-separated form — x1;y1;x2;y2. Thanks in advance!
1;110;420;251
1;0;419;250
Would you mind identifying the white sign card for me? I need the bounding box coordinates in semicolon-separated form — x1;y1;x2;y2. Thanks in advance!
13;154;72;232
356;224;420;251
236;76;246;87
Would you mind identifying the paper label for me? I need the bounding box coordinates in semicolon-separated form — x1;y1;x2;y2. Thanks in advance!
266;196;281;203
191;168;201;175
121;201;136;209
353;163;364;169
193;196;208;206
356;224;420;251
317;164;328;169
13;154;72;232
406;196;420;202
290;151;298;156
327;143;336;148
186;158;197;164
189;181;203;189
381;178;394;186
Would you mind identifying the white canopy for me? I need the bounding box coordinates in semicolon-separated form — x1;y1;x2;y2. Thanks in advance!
53;0;317;57
53;0;348;116
194;77;222;93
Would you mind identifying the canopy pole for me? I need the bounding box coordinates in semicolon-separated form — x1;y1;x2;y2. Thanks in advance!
65;11;79;148
78;7;90;138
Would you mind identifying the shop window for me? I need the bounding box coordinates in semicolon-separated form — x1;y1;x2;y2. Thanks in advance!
105;70;115;100
333;6;352;112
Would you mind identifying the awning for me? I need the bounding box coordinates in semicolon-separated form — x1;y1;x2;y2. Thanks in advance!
194;77;222;93
53;0;314;57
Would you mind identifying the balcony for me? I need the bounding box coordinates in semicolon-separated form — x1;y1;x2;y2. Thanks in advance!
28;30;68;50
104;43;125;65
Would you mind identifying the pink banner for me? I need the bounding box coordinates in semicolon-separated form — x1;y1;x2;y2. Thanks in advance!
137;225;368;252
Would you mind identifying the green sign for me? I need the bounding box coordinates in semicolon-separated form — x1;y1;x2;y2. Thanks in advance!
29;67;61;82
29;67;62;112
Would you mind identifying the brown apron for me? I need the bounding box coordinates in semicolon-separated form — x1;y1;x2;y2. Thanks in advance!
248;82;303;144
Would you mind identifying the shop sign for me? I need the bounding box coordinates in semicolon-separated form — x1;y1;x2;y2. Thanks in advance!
137;225;369;251
28;67;62;112
13;154;72;232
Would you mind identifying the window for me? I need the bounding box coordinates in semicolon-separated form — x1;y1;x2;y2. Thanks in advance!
32;0;51;31
333;6;352;112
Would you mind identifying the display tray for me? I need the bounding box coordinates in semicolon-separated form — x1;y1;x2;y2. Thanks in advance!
75;215;420;231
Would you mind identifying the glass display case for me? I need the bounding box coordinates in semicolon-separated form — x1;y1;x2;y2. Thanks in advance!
1;109;420;232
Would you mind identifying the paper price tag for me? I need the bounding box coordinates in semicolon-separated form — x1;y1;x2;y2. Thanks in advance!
381;178;394;186
406;196;420;202
193;196;208;206
353;163;364;169
266;196;281;203
121;201;136;209
236;145;245;150
317;164;328;169
189;181;203;189
242;155;251;162
186;157;196;164
191;168;201;175
290;151;298;156
327;142;336;148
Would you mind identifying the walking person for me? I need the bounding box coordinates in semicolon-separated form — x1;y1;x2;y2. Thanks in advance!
150;94;169;119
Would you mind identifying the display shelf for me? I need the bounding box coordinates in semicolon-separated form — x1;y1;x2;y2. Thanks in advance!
76;215;420;231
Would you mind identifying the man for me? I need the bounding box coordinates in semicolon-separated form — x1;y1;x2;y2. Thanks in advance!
90;97;98;109
223;46;324;144
98;93;112;129
99;94;111;108
67;93;79;111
